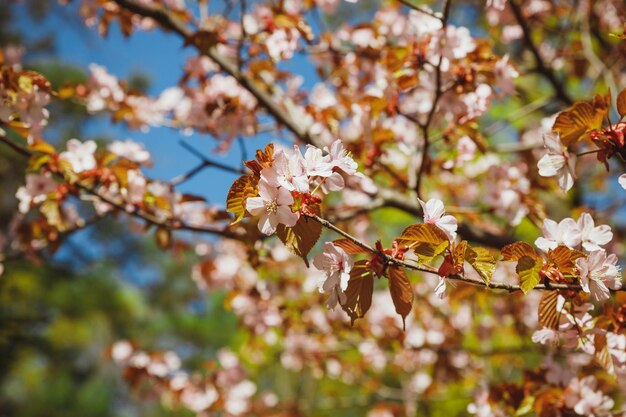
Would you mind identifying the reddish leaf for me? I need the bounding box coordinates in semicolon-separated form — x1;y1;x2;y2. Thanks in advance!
341;260;374;325
538;291;560;330
226;175;258;224
388;266;413;329
547;245;585;278
617;88;626;118
276;212;322;267
552;100;606;145
332;238;369;255
501;242;537;262
396;223;449;262
594;332;615;375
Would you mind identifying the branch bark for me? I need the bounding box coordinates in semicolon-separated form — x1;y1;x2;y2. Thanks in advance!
508;0;574;106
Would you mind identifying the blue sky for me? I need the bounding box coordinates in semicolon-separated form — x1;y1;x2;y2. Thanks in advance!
16;2;281;205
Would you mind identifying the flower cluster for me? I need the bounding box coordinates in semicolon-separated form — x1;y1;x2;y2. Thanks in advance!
245;139;358;235
111;341;259;416
0;55;51;141
535;212;620;303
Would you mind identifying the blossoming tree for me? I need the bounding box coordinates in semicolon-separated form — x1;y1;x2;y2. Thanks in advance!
1;0;626;415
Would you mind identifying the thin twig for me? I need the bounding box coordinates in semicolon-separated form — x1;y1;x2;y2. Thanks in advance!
508;0;573;106
306;213;621;293
178;140;246;175
0;133;242;240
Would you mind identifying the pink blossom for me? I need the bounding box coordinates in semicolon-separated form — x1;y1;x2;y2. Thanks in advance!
262;146;309;193
437;26;476;60
534;217;581;252
184;55;217;79
223;380;256;415
108;140;152;166
245;180;298;235
15;173;57;213
303;146;333;177
125;169;147;204
324;139;358;175
577;213;612;252
564;376;614;416
483;163;530;226
461;84;492;122
486;0;507;10
85;64;125;112
408;8;442;38
494;54;519;96
265;28;299;62
537;132;576;192
313;242;353;309
576;250;622;303
180;385;218;413
419;198;458;241
531;328;559;345
310;84;337;109
59;139;97;173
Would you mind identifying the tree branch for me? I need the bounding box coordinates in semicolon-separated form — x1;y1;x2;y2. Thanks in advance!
307;213;622;293
0;133;243;240
111;0;320;146
508;0;574;106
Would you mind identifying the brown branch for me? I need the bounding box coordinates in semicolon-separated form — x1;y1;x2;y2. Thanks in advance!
111;0;319;146
508;0;574;106
397;0;444;21
414;0;452;198
307;213;622;294
0;133;243;240
109;0;518;250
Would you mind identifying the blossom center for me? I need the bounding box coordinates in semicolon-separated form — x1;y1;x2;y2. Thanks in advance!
265;198;278;214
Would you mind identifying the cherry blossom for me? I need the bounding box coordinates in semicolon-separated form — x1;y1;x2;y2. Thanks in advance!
577;213;613;252
493;54;519;96
564;376;614;416
419;198;458;241
15;173;57;213
59;139;97;173
303;146;333;178
534;217;581;252
576;250;622;303
85;64;125;113
437;25;476;61
537;132;576;192
313;242;353;309
486;0;507;11
261;146;309;193
108;139;152;166
324;139;358;175
245;180;298;235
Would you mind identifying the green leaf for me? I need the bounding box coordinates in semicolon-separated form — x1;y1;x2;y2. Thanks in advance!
516;255;543;294
465;246;496;285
